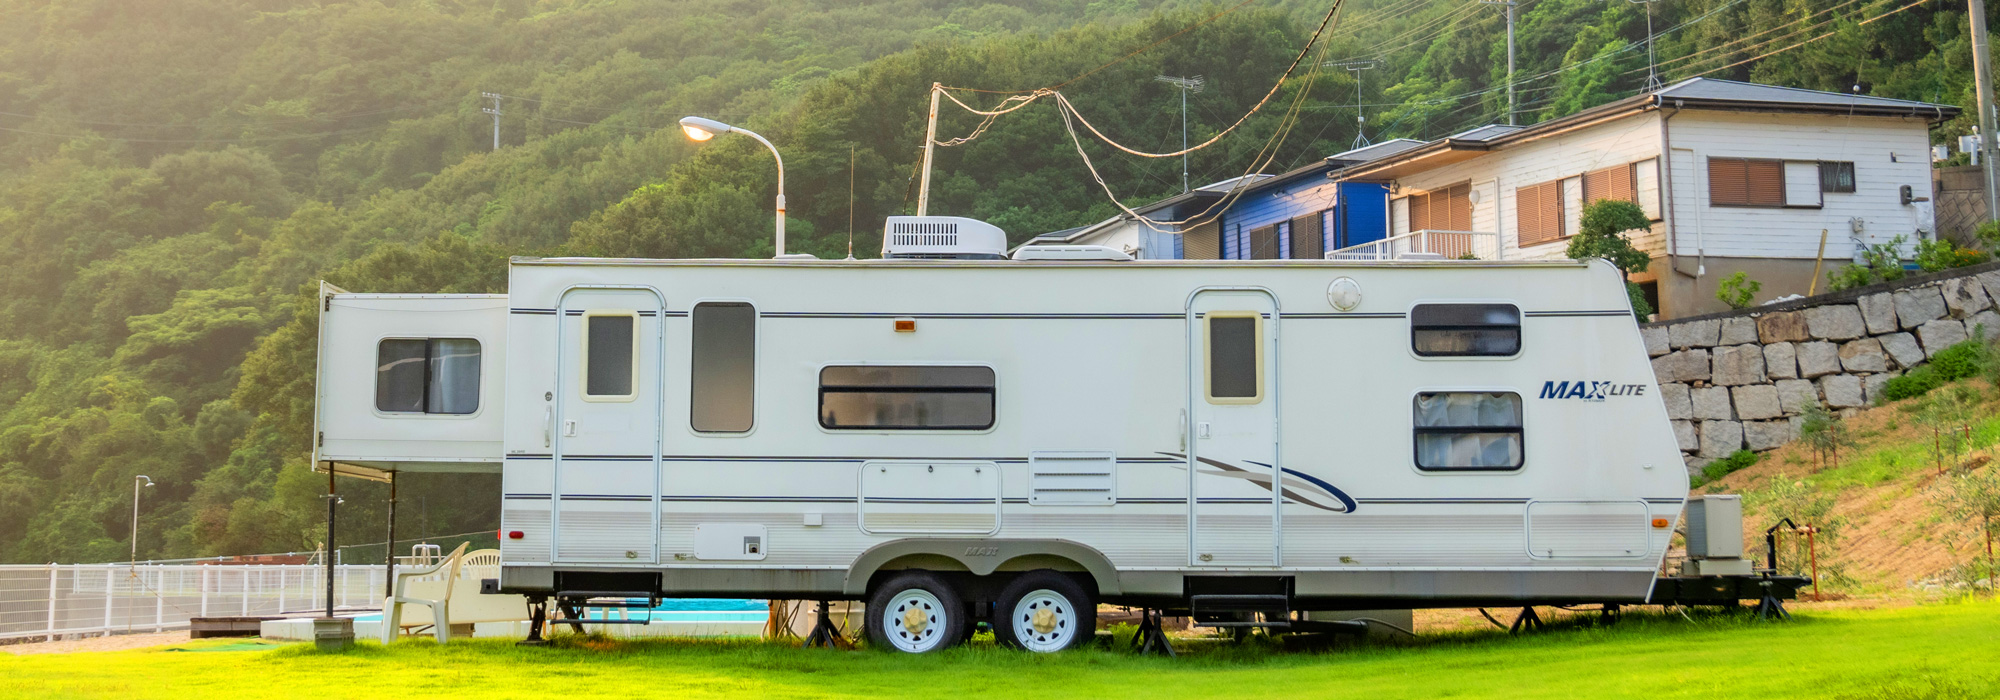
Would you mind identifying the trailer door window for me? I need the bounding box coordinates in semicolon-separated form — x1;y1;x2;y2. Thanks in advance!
375;338;481;415
1413;392;1523;471
1411;303;1520;357
819;366;995;430
583;312;637;400
1205;312;1263;403
691;302;755;432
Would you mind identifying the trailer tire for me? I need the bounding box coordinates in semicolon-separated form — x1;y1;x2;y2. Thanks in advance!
866;571;966;653
994;570;1095;653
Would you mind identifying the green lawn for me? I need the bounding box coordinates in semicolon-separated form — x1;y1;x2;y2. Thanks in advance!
5;601;1998;700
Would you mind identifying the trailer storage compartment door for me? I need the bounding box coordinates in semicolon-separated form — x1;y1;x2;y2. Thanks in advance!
314;284;508;475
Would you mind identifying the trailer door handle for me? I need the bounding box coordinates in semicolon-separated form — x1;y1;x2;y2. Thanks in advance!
543;406;553;448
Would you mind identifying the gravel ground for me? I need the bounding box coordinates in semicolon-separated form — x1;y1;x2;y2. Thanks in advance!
1;631;193;655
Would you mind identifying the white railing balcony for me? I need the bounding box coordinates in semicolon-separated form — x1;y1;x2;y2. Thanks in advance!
1326;230;1503;261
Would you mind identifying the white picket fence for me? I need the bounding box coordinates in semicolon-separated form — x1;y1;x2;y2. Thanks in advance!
0;563;388;642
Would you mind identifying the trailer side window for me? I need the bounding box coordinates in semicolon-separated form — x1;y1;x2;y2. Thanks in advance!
583;312;637;400
1411;303;1520;357
1205;312;1262;404
691;302;755;433
1413;392;1523;471
375;338;481;415
819;366;995;430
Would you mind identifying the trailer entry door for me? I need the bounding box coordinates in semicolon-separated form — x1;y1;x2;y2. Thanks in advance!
551;287;663;564
1186;289;1280;567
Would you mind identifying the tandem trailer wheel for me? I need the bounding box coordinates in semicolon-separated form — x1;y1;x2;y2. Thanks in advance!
866;571;968;653
994;570;1095;653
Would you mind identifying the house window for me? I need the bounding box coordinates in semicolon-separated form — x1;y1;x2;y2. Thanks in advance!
1289;211;1326;259
1819;161;1856;193
1248;224;1281;259
1407;183;1472;232
1413;392;1524;471
691;302;755;433
1515;180;1565;247
583;312;637;400
376;338;481;415
1411;303;1521;357
1205;312;1263;403
1582;164;1636;205
1708;157;1786;207
819;366;996;430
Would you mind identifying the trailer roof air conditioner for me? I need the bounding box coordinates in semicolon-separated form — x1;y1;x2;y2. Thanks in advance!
883;216;1008;260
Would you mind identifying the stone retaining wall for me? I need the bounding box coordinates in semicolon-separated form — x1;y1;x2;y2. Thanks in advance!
1643;261;2000;476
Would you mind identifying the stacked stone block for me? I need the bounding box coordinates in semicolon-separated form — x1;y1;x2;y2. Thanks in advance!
1644;267;2000;476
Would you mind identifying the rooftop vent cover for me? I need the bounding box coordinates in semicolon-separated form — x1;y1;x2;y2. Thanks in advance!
883;216;1008;260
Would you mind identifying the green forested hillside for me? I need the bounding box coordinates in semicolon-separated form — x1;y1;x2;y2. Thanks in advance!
0;0;1991;563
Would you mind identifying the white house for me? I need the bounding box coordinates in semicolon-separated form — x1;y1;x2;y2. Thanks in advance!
1326;78;1959;318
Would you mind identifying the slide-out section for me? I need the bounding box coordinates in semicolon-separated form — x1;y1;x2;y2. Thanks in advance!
314;283;507;477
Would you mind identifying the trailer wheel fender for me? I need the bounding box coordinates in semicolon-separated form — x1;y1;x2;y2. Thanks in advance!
844;539;1119;597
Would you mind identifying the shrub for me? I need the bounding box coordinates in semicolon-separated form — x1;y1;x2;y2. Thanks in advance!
1698;449;1760;485
1879;365;1942;403
1565;200;1653;316
1929;339;1985;381
1915;238;1993;273
1716;271;1761;309
1827;236;1909;292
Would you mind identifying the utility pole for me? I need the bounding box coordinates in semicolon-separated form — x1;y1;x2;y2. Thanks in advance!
1971;0;2000;221
916;84;941;216
1155;75;1205;193
481;92;503;151
1327;60;1380;148
1480;0;1517;125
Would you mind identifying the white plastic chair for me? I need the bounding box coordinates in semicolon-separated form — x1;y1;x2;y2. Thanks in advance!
381;542;469;644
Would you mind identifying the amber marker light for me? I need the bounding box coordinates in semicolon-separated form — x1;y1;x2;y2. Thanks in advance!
894;318;917;333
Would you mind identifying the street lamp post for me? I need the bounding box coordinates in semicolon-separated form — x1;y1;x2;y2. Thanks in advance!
130;476;152;566
679;116;789;257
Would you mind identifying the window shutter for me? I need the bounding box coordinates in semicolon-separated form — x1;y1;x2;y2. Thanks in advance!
1182;220;1220;260
1444;184;1472;231
1248;224;1280;259
1515;180;1564;247
1407;193;1432;232
1746;159;1785;206
1583;164;1637;204
1289;212;1324;259
1708;158;1749;206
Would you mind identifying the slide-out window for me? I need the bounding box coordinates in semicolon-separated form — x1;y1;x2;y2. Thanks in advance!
375;338;481;415
1205;312;1263;404
819;366;995;430
584;312;637;400
1413;392;1523;471
1411;303;1521;357
691;302;756;432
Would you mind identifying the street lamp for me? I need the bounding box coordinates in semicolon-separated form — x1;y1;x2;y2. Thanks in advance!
130;475;152;566
678;116;789;257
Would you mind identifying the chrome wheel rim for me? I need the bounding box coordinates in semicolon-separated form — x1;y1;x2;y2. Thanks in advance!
1010;588;1078;653
882;588;948;652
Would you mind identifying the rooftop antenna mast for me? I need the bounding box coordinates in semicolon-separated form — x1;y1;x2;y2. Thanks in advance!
1154;75;1206;193
1620;0;1663;92
1326;60;1380;149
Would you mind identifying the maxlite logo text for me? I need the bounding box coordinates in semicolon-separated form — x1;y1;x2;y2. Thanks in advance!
1539;381;1647;401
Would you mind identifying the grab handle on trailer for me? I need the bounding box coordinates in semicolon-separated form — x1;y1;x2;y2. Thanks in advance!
544;405;553;448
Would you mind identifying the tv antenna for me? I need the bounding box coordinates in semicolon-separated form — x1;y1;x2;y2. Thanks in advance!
1324;60;1380;149
1155;75;1205;193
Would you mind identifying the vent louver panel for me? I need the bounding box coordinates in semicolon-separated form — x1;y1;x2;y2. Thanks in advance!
890;221;960;248
1028;450;1116;506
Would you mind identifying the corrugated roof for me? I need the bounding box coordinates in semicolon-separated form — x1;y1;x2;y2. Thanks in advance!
1655;77;1952;112
1447;124;1526;141
1328;138;1426;163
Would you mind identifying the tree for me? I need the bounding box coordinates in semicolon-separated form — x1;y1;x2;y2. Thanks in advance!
1932;465;2000;592
1565;199;1654;315
1799;402;1855;472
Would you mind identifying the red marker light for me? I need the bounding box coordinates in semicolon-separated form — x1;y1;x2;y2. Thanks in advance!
508;530;525;540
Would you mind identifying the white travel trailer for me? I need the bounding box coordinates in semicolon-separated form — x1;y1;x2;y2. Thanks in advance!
313;218;1687;653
